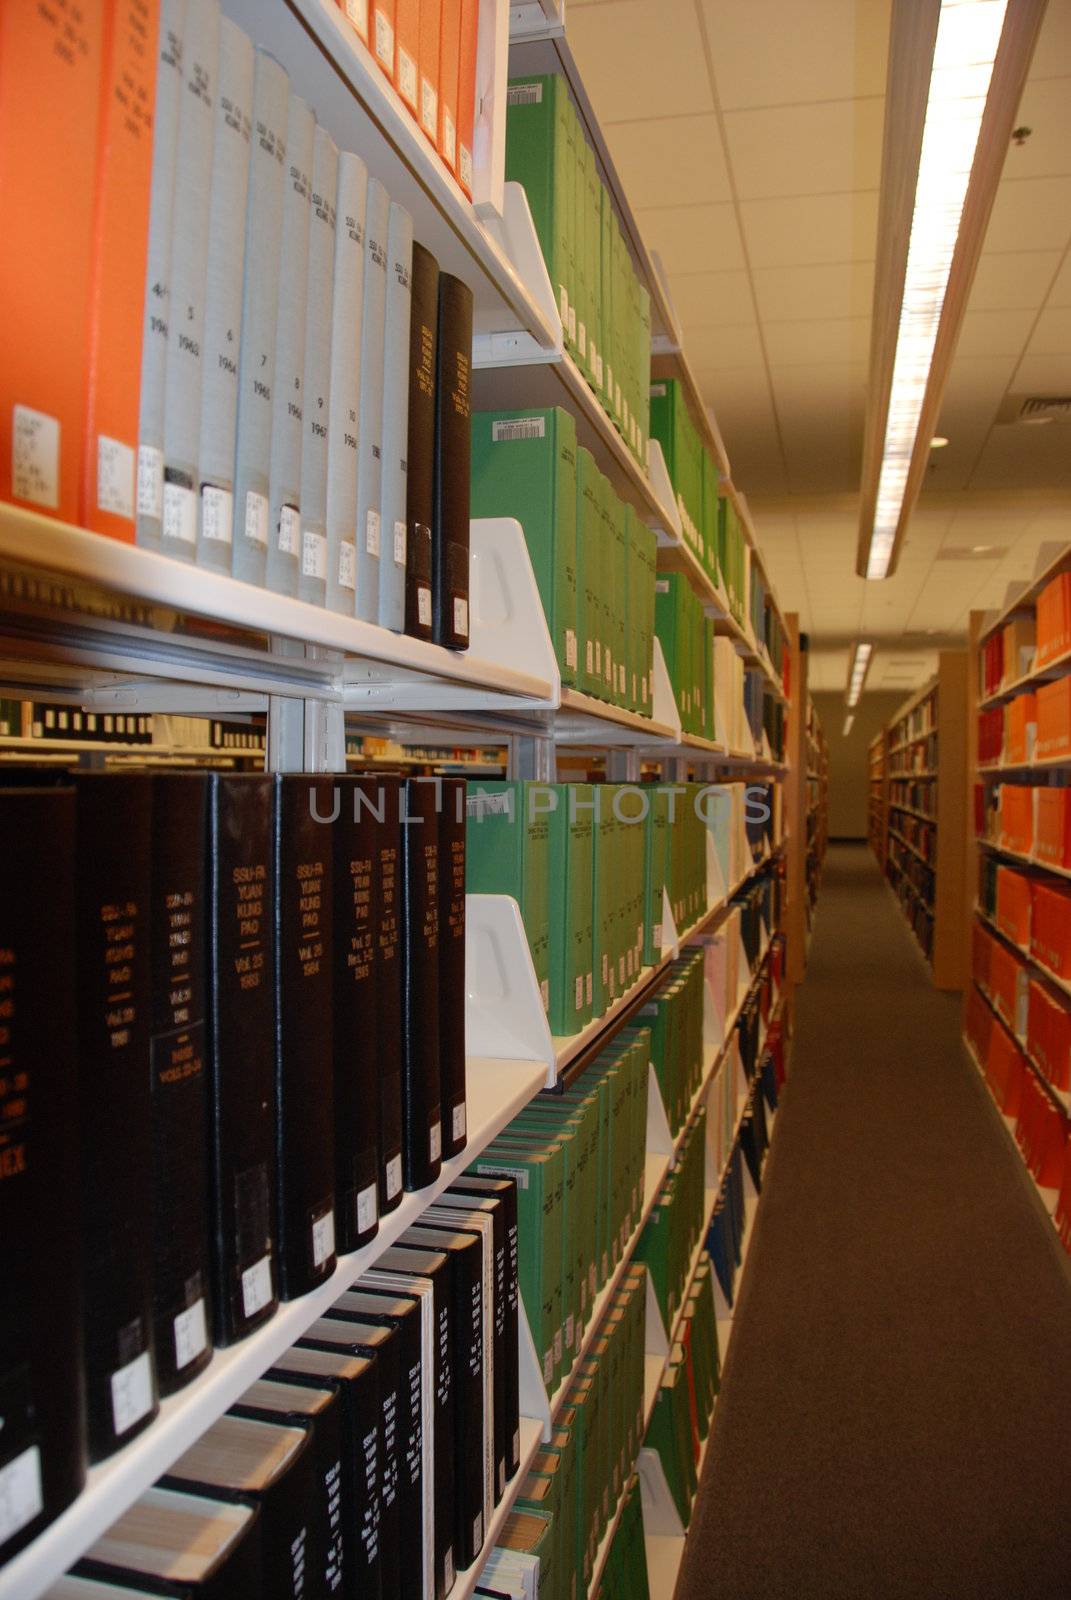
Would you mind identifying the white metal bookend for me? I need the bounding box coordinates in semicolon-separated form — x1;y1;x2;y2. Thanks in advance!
473;183;564;365
650;636;680;739
464;893;556;1084
646;441;684;541
645;1062;674;1158
638;1446;686;1538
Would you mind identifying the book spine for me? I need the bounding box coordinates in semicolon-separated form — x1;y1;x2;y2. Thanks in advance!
274;775;336;1300
0;3;103;522
337;0;370;46
332;777;382;1253
82;0;159;542
297;124;339;607
74;775;157;1461
196;16;254;572
456;0;478;199
437;0;461;176
150;774;213;1397
404;242;439;641
378;203;415;633
400;778;443;1191
376;777;405;1214
207;774;279;1345
265;94;314;598
0;788;86;1564
394;0;420;112
438;777;468;1159
432;273;473;650
231;50;289;588
373;0;397;78
159;0;218;565
418;0;441;147
355;178;390;622
324;152;368;615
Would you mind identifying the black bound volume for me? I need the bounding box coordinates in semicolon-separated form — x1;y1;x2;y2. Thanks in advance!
432;273;473;651
448;1175;520;1480
75;1485;264;1598
437;776;467;1160
73;772;158;1462
332;776;382;1253
274;775;336;1301
150;773;212;1398
271;1346;383;1600
431;1194;503;1505
206;774;278;1346
400;1225;485;1571
0;787;86;1563
400;777;442;1192
404;241;440;643
350;1283;426;1600
376;775;404;1216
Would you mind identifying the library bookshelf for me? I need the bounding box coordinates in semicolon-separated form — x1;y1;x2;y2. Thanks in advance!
0;3;813;1596
879;654;969;990
868;731;887;864
963;546;1071;1253
805;701;829;930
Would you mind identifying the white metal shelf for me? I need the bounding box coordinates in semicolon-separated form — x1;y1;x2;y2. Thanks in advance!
976;837;1071;883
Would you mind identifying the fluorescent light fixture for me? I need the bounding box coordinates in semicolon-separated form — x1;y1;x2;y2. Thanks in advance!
846;641;873;707
843;713;856;737
863;0;1008;581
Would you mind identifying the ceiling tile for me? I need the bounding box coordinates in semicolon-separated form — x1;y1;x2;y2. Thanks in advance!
635;201;745;274
722;97;885;201
688;321;765;371
1002;78;1071;181
752;259;875;321
954;307;1039;359
1009;352;1071;390
1029;0;1071;80
568;0;716;122
1027;306;1071;355
740;190;879;267
667;269;755;330
983;177;1071;254
697;0;890;110
968;250;1063;311
970;420;1071;490
764;315;871;367
1049;251;1071;307
604;114;731;209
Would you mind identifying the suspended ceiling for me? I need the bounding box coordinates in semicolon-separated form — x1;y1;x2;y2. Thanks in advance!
568;0;1071;695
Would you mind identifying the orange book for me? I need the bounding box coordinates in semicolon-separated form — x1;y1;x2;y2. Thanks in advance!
394;0;420;112
457;0;479;199
1036;571;1071;668
997;782;1033;856
1036;678;1071;762
0;4;104;521
373;0;396;79
1035;787;1071;869
82;0;160;541
995;865;1032;948
438;0;462;175
418;0;441;147
336;0;370;47
1031;880;1071;980
1004;691;1036;765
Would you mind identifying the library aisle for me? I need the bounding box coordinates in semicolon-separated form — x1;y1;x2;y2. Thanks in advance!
678;844;1071;1600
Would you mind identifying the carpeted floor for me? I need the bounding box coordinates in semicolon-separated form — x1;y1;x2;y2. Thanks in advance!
676;843;1071;1600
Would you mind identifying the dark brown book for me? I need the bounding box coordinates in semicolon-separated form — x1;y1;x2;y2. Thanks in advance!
74;1485;263;1598
400;777;442;1191
431;272;473;650
404;241;439;642
376;774;405;1215
437;776;467;1160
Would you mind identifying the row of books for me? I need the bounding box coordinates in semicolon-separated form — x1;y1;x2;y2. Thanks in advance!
505;75;651;474
707;1086;774;1310
890;811;935;864
475;1033;650;1399
644;1256;721;1531
887;854;935;956
978;858;1071;982
11;703;266;752
470;408;657;710
2;5;473;646
979;681;1071;766
44;1170;521;1600
887;732;937;778
2;767;469;1574
972;917;1070;1095
981;781;1071;868
642;951;706;1139
590;1475;650;1600
331;0;480;197
980;614;1036;699
648;379;744;624
966;986;1068;1194
889;778;935;816
637;1109;708;1333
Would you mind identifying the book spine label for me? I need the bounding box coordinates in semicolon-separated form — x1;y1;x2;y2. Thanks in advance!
297;124;338;607
324;151;368;614
438;777;467;1157
404;242;439;640
400;778;442;1191
456;0;478;197
356;177;390;622
432;273;473;649
378;202;415;633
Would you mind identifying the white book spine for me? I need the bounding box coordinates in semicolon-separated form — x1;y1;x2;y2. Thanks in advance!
296;125;338;608
160;0;219;563
324;152;368;615
354;177;390;624
136;0;186;550
377;202;413;635
196;18;254;573
231;50;289;589
264;94;314;598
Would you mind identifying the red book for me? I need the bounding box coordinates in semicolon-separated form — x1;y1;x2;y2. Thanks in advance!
394;0;419;113
418;0;441;147
82;0;160;542
438;0;462;176
0;3;104;521
1031;880;1071;980
456;0;479;199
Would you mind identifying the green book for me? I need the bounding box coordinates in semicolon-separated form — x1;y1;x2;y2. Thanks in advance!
700;447;720;587
470;407;578;686
600;182;614;420
547;782;595;1034
510;1103;579;1381
584;137;601;402
571;1062;611;1289
597;473;615;702
608;488;627;707
645;1364;693;1528
591;787;614;1016
477;1133;564;1394
654;572;682;720
466;780;550;1013
560;88;580;361
643;787;668;964
506;75;574;350
576;447;603;698
636;284;651;467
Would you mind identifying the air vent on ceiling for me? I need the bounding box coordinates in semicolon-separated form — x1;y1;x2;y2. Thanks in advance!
936;546;1008;561
996;394;1071;425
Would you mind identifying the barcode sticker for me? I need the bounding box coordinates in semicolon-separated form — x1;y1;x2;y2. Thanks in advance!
0;1446;42;1546
398;48;417;107
578;322;587;360
473;1513;483;1554
559;285;569;327
565;629;577;670
543;1349;553;1383
602;954;609;984
443;111;456;168
452;1102;466;1142
575;975;583;1010
357;1183;378;1234
13;405;60;508
421;80;437;138
417;587;431;626
429;1120;442;1164
540;977;550;1011
136;443;163;521
392;520;406;566
385;1154;402;1201
163;480;197;545
492;417;545;442
110;1350;153;1437
202;485;233;544
453;597;468;639
586;641;593;673
97;436;135;518
241;1254;273;1317
278;503;300;555
374;9;393;68
343;0;368;37
650;381;667;397
568;306;577;342
244;490;268;547
302;529;327;578
312;1209;335;1268
459;142;473;191
366;507;381;556
553;1329;562;1363
565;1313;575;1350
338;539;356;591
508;82;543;105
173;1299;208;1370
